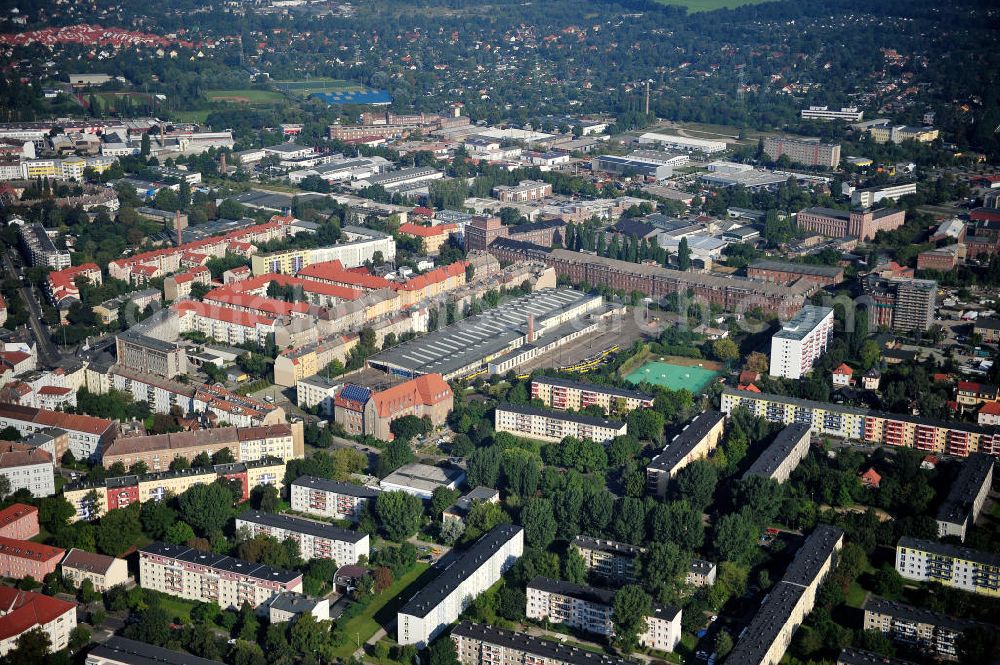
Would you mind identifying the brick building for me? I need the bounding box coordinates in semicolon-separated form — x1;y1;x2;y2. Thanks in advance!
333;374;452;441
0;536;64;580
0;504;39;540
796;207;906;241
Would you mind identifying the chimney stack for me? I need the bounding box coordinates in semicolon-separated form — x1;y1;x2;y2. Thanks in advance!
175;209;183;246
219;152;227;175
645;80;650;115
527;314;535;343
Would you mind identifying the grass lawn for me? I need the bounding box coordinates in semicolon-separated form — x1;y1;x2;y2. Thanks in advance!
652;0;778;12
205;89;286;104
274;78;364;97
154;592;199;622
332;562;431;659
170;110;211;123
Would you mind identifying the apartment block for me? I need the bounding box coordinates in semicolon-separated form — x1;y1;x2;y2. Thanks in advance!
235;510;369;565
0;403;117;462
452;622;635;665
530;377;653;415
526;577;682;652
495;403;627;444
747;260;844;289
0;536;64;580
836;649;916;665
895;537;1000;597
769;305;835;379
763;137;841;168
397;524;523;647
493;180;553;203
0;587;76;657
801;106;863;122
289;475;380;522
646;411;726;496
862;275;937;334
742;423;812;483
139;541;303;609
727;525;844;665
796;207;906;241
296;375;341;416
570;535;643;584
935;453;993;541
850;182;918;208
0;504;39;540
101;423;304;471
19;224;71;269
61;548;129;592
862;596;976;661
63;458;284;522
85;636;225;665
0;441;55;497
486;243;807;317
868;125;938;144
720;388;1000;458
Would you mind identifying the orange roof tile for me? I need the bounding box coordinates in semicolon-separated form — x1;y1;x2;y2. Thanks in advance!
371;373;452;418
0;587;75;642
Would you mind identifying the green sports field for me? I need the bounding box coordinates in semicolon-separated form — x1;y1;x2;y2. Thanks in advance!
625;360;722;392
653;0;777;12
204;89;285;103
273;78;365;97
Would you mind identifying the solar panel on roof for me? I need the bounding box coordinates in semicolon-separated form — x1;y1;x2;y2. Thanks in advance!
341;385;371;403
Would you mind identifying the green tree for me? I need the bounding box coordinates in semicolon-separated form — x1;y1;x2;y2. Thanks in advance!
165;522;196;545
637;541;689;603
376;491;423;541
376;438;415;478
430;486;460;517
612;585;652;653
649;500;704;551
6;628;50;663
860;340;881;371
712;338;740;363
428;635;461;665
521;498;557;549
673;461;718;511
562;548;587;584
178;482;235;535
713;510;758;566
612;497;646;544
96;504;143;556
677;237;691;271
390;415;429;441
715;631;734;659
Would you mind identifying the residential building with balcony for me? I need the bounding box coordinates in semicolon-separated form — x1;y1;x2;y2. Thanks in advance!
935;453;993;541
530;377;653;415
289;476;380;522
895;537;1000;597
0;587;76;657
769;305;835;379
235;510;369;565
862;597;976;661
742;423;813;483
495;404;626;444
138;541;303;609
570;535;642;585
452;622;635;665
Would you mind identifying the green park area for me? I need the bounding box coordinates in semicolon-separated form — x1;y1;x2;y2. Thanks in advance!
653;0;777;12
331;561;431;659
624;358;722;392
204;89;286;104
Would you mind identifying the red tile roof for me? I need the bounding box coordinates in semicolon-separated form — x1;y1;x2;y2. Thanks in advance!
0;504;36;530
173;300;276;328
833;363;853;375
0;535;64;562
980;402;1000;415
371;373;452;418
0;587;75;642
398;222;455;238
0;442;52;469
0;404;115;437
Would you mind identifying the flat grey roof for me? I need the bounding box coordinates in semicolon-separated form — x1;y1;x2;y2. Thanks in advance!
782;525;843;587
236;509;368;543
380;463;465;493
725;582;805;665
452;622;636;665
528;576;615;606
742;423;812;480
862;596;977;632
86;636;225;665
532;376;653;402
291;475;380;498
647;411;725;474
399;524;522;618
837;648;917;665
749;259;843;278
773;305;834;341
368;288;600;377
898;536;1000;567
936;453;994;527
571;535;643;558
139;542;300;584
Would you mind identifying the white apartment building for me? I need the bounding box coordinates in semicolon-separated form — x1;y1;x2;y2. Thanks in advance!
397;524;523;647
0;442;55;497
895;537;1000;597
526;577;682;653
0;587;77;657
741;423;813;484
849;182;918;208
452;623;634;665
87;636;228;665
530;377;654;415
769;305;835;379
235;510;369;565
494;404;626;444
801;106;864;122
637;132;728;154
138;542;303;609
296;375;341;416
289;476;380;522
